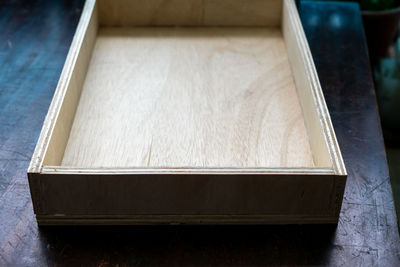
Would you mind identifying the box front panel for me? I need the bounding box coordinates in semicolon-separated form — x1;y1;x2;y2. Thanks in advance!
31;173;339;218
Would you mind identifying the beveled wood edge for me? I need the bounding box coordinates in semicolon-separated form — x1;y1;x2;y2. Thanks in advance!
40;166;336;175
36;214;339;225
284;0;346;176
27;0;97;173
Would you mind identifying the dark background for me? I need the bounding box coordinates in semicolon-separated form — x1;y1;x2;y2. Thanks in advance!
0;0;399;265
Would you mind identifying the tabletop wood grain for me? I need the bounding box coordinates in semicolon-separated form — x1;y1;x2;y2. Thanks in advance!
0;0;399;265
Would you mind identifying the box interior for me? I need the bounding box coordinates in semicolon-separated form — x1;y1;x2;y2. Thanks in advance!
60;26;314;168
42;0;334;169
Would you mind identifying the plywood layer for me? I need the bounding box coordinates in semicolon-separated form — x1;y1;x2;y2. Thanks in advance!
61;27;314;168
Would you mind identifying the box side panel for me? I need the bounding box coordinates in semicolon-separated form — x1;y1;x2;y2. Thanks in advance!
332;175;347;217
27;173;42;214
282;0;346;175
42;3;98;166
98;0;283;26
28;0;98;173
33;173;339;224
282;0;331;168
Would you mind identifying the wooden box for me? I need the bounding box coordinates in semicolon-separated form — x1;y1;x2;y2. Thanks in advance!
28;0;347;225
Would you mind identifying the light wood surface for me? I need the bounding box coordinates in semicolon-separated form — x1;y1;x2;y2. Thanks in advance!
98;0;283;26
282;0;332;168
60;27;314;168
35;1;98;168
282;0;345;173
28;0;347;225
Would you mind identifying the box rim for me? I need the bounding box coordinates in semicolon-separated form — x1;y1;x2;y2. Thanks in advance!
40;166;337;176
27;0;347;177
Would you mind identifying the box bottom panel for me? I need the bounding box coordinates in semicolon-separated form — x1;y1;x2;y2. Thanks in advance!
61;26;314;168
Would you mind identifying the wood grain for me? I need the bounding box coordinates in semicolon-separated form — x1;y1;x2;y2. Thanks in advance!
30;171;340;217
61;27;314;168
98;0;283;26
282;0;345;173
34;0;98;168
3;0;395;263
203;0;282;26
27;0;347;225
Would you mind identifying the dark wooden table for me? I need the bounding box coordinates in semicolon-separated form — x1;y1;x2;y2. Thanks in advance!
0;0;399;265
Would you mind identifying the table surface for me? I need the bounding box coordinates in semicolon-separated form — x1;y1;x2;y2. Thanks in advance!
0;0;399;265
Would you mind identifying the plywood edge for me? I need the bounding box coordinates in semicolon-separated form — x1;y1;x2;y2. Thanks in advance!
41;166;335;176
283;0;346;176
27;0;97;174
36;215;339;225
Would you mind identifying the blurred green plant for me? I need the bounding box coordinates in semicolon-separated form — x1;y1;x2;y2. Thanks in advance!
323;0;400;11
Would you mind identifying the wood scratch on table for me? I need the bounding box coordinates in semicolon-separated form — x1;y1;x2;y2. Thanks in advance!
365;177;390;197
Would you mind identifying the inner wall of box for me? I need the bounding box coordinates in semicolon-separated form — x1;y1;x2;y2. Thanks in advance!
43;0;333;168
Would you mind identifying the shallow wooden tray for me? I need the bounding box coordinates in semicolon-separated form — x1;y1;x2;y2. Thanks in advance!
28;0;347;225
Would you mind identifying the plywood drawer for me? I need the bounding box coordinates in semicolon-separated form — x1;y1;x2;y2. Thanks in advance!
28;0;347;225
